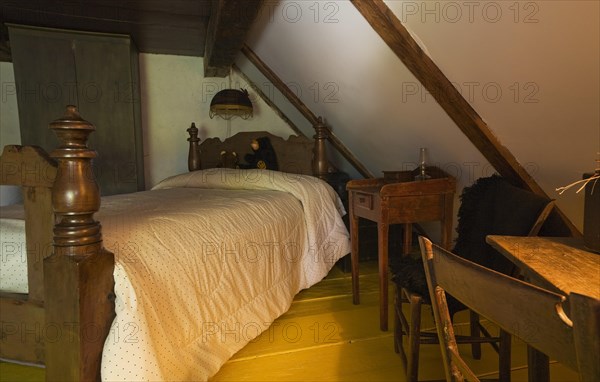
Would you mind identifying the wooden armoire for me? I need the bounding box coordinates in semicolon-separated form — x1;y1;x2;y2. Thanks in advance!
8;24;144;195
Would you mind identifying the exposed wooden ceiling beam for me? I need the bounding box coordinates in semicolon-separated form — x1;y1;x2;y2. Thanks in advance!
241;44;375;178
351;0;580;236
204;0;263;77
1;1;211;56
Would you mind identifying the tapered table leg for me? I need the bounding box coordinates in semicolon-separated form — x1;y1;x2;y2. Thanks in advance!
378;221;389;331
350;197;360;305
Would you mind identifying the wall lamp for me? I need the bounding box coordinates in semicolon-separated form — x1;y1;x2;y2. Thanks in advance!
209;88;253;120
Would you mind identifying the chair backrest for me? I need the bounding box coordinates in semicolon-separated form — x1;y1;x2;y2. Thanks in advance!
419;236;600;382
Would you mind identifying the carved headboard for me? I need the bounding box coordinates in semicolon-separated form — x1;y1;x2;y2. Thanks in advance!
199;131;314;175
187;119;330;178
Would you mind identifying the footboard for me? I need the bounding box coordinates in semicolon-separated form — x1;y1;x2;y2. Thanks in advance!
0;145;56;363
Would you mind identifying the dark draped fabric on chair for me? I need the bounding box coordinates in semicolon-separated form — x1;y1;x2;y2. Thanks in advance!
391;174;569;310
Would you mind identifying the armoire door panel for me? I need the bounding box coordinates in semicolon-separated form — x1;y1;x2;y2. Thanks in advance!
9;26;78;153
8;24;144;196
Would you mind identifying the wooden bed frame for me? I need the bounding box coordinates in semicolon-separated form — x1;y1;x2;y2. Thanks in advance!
0;106;331;381
186;118;330;176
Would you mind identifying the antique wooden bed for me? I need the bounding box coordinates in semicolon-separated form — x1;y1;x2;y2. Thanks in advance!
0;106;349;381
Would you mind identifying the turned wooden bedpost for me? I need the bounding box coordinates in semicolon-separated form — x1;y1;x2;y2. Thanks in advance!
313;116;329;180
44;106;115;382
187;122;201;171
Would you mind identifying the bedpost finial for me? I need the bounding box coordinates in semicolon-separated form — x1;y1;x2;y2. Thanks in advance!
52;105;94;129
49;105;96;153
187;122;201;171
49;106;102;254
312;117;329;179
313;116;329;140
65;104;79;117
187;122;200;143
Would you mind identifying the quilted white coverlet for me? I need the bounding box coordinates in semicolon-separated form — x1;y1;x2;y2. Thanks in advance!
99;169;350;381
86;169;347;382
0;218;27;293
0;169;350;380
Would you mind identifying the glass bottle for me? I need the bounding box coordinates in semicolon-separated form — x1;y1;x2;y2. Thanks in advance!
415;147;431;181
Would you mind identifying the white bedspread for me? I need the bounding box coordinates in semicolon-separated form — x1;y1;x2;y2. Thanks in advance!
0;218;27;293
0;169;350;380
98;169;350;381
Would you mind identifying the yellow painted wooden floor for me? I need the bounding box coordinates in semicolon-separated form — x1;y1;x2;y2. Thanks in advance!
0;261;580;381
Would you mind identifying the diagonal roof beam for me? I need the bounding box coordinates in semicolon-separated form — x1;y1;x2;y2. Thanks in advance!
204;0;263;77
351;0;579;236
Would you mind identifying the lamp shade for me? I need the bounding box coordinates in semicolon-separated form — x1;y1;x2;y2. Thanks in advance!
209;88;253;120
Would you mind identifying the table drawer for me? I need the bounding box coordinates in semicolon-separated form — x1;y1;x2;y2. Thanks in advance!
389;195;444;222
355;192;374;210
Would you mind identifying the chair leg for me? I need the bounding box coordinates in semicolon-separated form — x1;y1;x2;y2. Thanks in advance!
394;289;401;354
498;329;512;382
527;345;549;382
396;289;409;369
469;310;482;359
407;293;422;382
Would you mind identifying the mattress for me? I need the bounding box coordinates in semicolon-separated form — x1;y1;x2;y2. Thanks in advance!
0;169;351;381
0;218;27;293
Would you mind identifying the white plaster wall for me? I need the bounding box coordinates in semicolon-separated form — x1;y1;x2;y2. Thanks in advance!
0;62;22;206
138;53;297;188
245;0;600;233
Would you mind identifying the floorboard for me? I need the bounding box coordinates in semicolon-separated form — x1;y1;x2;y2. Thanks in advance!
0;261;580;381
211;261;579;381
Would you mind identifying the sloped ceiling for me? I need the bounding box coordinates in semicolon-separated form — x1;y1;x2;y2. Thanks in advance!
243;0;599;232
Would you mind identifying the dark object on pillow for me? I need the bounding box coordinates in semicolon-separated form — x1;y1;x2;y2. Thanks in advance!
217;150;239;169
239;137;279;170
390;175;564;316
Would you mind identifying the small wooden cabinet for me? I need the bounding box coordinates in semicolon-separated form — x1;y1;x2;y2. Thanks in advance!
347;167;456;331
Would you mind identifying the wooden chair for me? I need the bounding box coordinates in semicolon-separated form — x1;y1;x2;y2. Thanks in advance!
419;236;600;382
393;176;556;382
394;278;512;382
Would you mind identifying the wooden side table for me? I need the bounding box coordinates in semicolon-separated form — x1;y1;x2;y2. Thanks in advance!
347;167;456;331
